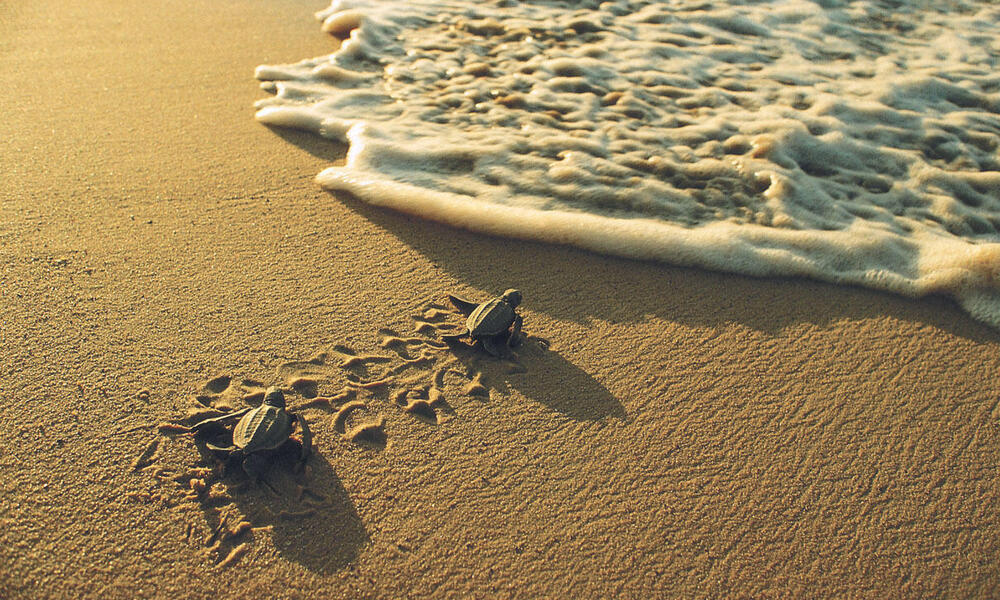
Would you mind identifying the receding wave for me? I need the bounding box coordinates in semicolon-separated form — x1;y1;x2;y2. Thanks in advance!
255;0;1000;328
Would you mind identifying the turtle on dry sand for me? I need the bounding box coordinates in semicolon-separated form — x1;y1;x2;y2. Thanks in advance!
188;387;311;486
443;288;524;357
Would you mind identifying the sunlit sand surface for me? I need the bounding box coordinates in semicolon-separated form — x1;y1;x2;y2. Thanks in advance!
1;1;998;598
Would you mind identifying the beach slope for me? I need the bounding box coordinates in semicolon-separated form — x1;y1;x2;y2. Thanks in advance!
1;1;998;598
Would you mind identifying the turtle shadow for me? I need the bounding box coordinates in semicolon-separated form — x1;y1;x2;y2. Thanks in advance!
447;337;627;421
195;445;367;574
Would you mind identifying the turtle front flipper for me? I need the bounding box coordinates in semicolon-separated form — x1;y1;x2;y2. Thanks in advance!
190;407;253;436
205;441;238;453
293;413;312;464
508;314;524;349
447;294;480;316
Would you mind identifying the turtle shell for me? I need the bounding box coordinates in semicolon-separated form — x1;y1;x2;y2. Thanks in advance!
233;403;293;453
467;297;516;337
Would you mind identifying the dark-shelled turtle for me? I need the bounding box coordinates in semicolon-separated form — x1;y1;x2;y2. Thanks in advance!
190;387;311;482
443;289;523;357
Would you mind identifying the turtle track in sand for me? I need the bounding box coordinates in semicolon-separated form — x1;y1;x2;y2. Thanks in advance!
133;297;543;570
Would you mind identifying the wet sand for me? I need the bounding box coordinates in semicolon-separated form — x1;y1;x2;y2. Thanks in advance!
1;1;998;598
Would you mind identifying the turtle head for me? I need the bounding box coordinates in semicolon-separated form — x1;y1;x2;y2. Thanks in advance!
501;288;522;308
263;387;286;408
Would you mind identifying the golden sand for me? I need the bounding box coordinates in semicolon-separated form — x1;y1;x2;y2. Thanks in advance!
1;1;998;598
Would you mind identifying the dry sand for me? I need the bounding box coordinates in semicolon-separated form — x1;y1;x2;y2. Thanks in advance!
2;1;998;598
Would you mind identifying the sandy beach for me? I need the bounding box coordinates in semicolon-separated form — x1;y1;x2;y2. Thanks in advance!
2;0;999;598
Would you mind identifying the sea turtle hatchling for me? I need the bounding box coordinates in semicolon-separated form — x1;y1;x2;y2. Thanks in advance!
443;288;524;357
189;387;311;484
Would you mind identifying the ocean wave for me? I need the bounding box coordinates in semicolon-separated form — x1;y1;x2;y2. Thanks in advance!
255;0;1000;328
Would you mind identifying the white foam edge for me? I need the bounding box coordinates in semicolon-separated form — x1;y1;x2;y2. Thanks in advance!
314;164;1000;329
252;97;1000;330
255;104;362;139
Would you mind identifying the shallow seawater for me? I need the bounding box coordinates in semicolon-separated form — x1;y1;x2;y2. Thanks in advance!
255;0;1000;328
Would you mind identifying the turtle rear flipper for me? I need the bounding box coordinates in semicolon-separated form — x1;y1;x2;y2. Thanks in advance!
447;294;480;316
241;454;279;494
481;334;507;358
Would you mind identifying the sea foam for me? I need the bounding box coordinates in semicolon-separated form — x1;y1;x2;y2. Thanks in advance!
255;0;1000;328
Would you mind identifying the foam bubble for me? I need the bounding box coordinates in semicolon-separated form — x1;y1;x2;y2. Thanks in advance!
256;0;1000;328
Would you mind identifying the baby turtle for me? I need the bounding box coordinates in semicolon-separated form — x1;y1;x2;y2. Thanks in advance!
190;387;311;484
443;288;523;357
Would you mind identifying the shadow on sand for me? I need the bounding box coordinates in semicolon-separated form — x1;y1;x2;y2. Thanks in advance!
329;191;999;345
191;445;366;574
445;335;627;421
263;123;998;344
264;125;348;163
